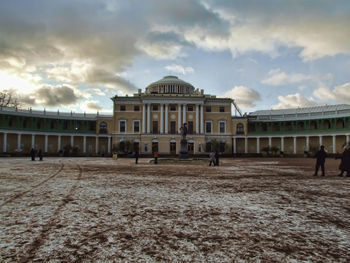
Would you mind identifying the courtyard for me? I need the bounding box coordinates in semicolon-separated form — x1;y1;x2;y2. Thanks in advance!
0;157;349;262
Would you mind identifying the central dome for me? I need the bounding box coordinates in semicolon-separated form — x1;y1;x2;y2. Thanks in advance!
146;76;195;94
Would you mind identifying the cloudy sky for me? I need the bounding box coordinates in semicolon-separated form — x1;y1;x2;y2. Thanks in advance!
0;0;349;114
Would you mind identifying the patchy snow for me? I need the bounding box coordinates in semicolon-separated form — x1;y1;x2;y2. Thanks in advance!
0;157;349;262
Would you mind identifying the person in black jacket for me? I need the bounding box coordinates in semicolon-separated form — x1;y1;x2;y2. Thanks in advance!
338;143;350;177
314;145;327;176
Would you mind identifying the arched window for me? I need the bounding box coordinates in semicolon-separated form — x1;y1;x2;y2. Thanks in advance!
310;121;317;130
297;121;304;130
236;123;244;134
99;121;108;134
336;119;344;129
323;120;331;129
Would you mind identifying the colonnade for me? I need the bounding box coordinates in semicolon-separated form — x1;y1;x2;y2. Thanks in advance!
142;103;204;134
2;131;111;154
233;134;350;154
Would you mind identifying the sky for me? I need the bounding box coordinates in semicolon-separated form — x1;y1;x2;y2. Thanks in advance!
0;0;349;114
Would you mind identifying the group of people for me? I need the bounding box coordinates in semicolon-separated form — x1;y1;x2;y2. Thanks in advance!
314;143;350;177
209;151;220;166
30;148;43;161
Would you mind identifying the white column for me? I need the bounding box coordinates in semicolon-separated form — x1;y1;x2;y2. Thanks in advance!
306;136;310;151
200;105;204;134
196;104;199;134
183;104;186;124
256;137;260;154
17;133;21;150
178;104;182;132
45;135;48;152
31;134;35;149
281;137;285;152
71;135;74;147
319;135;323;146
160;104;164;134
147;104;151;133
3;133;7;152
83;136;86;153
233;137;237;154
165;104;169;134
347;135;350;144
58;135;61;151
95;136;99;154
142;104;146;133
293;136;297;154
108;136;111;154
332;135;336;154
244;137;248;154
268;137;272;148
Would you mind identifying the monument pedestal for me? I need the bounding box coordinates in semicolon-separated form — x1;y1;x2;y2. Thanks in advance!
179;139;188;159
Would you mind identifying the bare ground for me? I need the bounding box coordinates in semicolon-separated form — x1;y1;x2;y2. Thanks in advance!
0;157;349;262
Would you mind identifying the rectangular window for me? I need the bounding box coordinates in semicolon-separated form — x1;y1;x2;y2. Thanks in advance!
170;121;176;134
134;105;140;111
153;105;158;111
219;107;225;112
187;105;193;111
206;106;211;112
206;121;212;133
170;105;176;111
152;121;158;134
120;105;126;111
120;120;126;133
219;121;225;133
188;121;193;134
133;120;140;133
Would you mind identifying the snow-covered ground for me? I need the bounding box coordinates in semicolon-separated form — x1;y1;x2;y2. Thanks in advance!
0;157;349;262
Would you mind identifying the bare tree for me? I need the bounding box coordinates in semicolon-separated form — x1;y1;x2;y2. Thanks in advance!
0;91;20;108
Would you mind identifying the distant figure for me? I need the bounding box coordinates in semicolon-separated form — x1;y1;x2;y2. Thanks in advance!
209;152;215;166
38;149;43;161
215;151;219;166
135;150;139;164
180;123;187;140
154;151;158;164
338;143;350;177
314;145;327;176
30;148;35;161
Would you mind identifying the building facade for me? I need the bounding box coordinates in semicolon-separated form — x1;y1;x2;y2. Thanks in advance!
1;75;350;156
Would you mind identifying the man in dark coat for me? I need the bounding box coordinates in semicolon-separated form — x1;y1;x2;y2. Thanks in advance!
314;145;327;176
135;150;139;164
30;148;35;161
338;143;350;177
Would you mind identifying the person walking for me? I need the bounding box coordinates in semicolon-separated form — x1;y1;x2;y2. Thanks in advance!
38;149;43;161
154;150;158;164
135;150;139;164
314;145;327;176
215;151;219;166
30;148;36;161
209;152;215;166
338;143;350;177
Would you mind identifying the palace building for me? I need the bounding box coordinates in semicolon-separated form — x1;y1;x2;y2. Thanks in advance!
1;75;350;156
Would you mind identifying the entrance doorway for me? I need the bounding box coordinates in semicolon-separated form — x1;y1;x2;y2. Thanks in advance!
170;142;176;156
188;142;194;155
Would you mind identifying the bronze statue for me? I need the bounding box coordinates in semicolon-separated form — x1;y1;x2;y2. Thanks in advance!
180;123;187;140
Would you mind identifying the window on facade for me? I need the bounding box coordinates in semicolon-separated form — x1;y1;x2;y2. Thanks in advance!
206;106;211;112
310;121;317;130
152;121;158;134
50;120;57;130
219;121;226;133
236;123;244;134
170;105;176;111
134;120;140;133
99;122;107;134
297;122;304;130
336;119;345;129
205;141;212;152
89;121;96;131
219;142;226;153
170;142;176;153
187;105;193;111
262;123;268;131
285;122;292;131
170;121;176;134
120;105;126;111
153;105;158;111
206;121;212;133
134;105;140;111
188;121;193;134
323;120;331;129
219;107;225;112
248;123;256;132
272;123;280;131
119;120;126;132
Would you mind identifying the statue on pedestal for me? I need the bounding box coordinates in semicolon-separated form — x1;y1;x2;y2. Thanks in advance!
180;123;187;140
179;123;188;159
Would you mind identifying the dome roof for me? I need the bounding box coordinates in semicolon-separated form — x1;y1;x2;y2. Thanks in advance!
146;76;195;94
